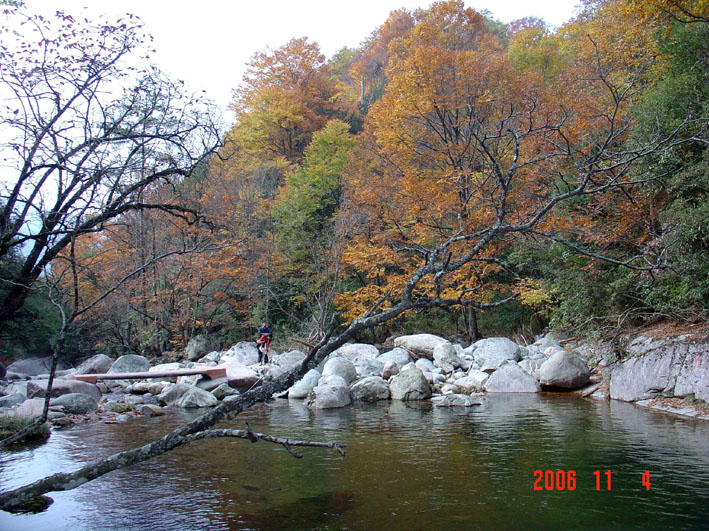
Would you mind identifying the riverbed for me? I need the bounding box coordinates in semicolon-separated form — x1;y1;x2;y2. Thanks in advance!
1;395;708;530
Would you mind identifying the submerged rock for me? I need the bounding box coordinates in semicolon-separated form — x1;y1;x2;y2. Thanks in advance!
432;394;481;407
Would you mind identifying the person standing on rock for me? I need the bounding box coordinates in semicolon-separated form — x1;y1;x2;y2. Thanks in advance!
256;322;272;364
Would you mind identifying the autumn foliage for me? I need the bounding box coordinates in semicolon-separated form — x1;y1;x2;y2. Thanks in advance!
6;0;705;358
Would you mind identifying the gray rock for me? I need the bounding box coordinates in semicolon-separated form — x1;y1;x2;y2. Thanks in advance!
389;365;432;400
334;343;380;365
533;333;562;352
610;336;709;402
220;361;259;392
6;357;54;376
136;404;165;416
124;394;144;406
440;383;460;394
473;338;522;371
270;350;307;372
0;393;26;408
519;358;545;380
158;383;218;408
382;361;399;380
142;393;159;405
108;354;151;374
432;394;481;407
539;351;590;389
75;354;114;375
221;341;260;366
415;358;435;373
50;393;98;414
196;375;228;392
184;334;220;362
4;398;45;418
377;347;412;367
357;357;385;378
433;341;463;373
350;376;390;402
321;357;357;385
393;334;447;359
306;375;351;409
27;378;102;402
288;369;322;399
484;361;541;393
211;383;240;400
197;351;221;364
455;370;489;393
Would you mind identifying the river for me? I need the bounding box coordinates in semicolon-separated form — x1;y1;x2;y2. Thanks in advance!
0;395;708;530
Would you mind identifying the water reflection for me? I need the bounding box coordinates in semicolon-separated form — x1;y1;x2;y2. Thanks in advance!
0;396;707;530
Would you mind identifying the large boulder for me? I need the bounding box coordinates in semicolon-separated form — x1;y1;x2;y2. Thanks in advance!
157;383;217;408
4;398;45;418
519;358;545;381
350;376;390;402
382;361;399;380
377;348;412;367
433;341;463;373
0;393;26;408
6;357;54;376
389;365;432;400
271;350;306;372
609;335;709;402
539;351;590;389
75;354;114;375
432;394;481;407
357;357;385;378
108;354;151;374
288;369;322;399
51;393;98;414
455;370;489;393
472;338;522;371
219;361;259;393
484;361;541;393
415;358;435;373
221;342;260;366
266;350;306;379
184;335;220;362
27;378;102;402
210;383;240;400
321;357;357;385
394;334;447;359
333;343;380;366
306;375;351;409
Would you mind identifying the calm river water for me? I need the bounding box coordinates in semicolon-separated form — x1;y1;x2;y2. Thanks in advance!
0;395;708;530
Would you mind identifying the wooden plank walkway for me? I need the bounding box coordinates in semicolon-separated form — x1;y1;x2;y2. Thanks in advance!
72;367;226;384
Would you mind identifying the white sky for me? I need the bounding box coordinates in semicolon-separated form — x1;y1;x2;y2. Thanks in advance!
22;0;582;122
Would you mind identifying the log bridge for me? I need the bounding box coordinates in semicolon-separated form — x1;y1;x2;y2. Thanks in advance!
72;367;227;384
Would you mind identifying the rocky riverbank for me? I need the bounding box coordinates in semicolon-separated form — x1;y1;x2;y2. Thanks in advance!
1;324;707;433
